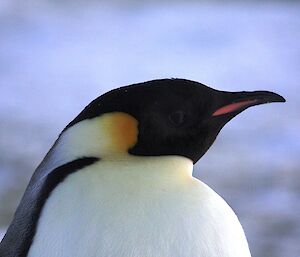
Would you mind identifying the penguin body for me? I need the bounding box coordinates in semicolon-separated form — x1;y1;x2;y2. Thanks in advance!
28;157;250;257
0;79;285;257
28;119;249;257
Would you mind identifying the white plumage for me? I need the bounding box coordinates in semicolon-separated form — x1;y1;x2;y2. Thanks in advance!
28;116;251;257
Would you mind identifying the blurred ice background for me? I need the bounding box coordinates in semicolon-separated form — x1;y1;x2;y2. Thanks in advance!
0;0;299;256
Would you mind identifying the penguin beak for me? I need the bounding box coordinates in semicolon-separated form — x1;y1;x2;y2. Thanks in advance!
212;90;286;117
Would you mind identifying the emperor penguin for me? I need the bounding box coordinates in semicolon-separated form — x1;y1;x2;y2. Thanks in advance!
0;79;285;257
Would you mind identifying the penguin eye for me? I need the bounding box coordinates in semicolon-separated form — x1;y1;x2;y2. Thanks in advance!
168;110;185;127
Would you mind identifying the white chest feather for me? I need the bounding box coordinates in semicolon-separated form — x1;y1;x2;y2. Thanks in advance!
27;156;250;257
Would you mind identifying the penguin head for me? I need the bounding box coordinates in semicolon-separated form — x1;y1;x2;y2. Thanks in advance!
64;79;285;163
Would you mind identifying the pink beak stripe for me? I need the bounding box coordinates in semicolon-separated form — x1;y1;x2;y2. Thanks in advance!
212;99;258;117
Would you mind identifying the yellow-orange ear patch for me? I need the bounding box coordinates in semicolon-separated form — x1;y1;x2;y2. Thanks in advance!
99;112;139;153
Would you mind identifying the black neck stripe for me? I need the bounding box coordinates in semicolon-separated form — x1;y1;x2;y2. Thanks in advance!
0;157;99;257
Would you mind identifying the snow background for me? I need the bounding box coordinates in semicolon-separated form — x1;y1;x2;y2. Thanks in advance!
0;1;299;256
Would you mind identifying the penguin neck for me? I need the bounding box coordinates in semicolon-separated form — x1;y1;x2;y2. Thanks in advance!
49;118;194;180
102;155;194;179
